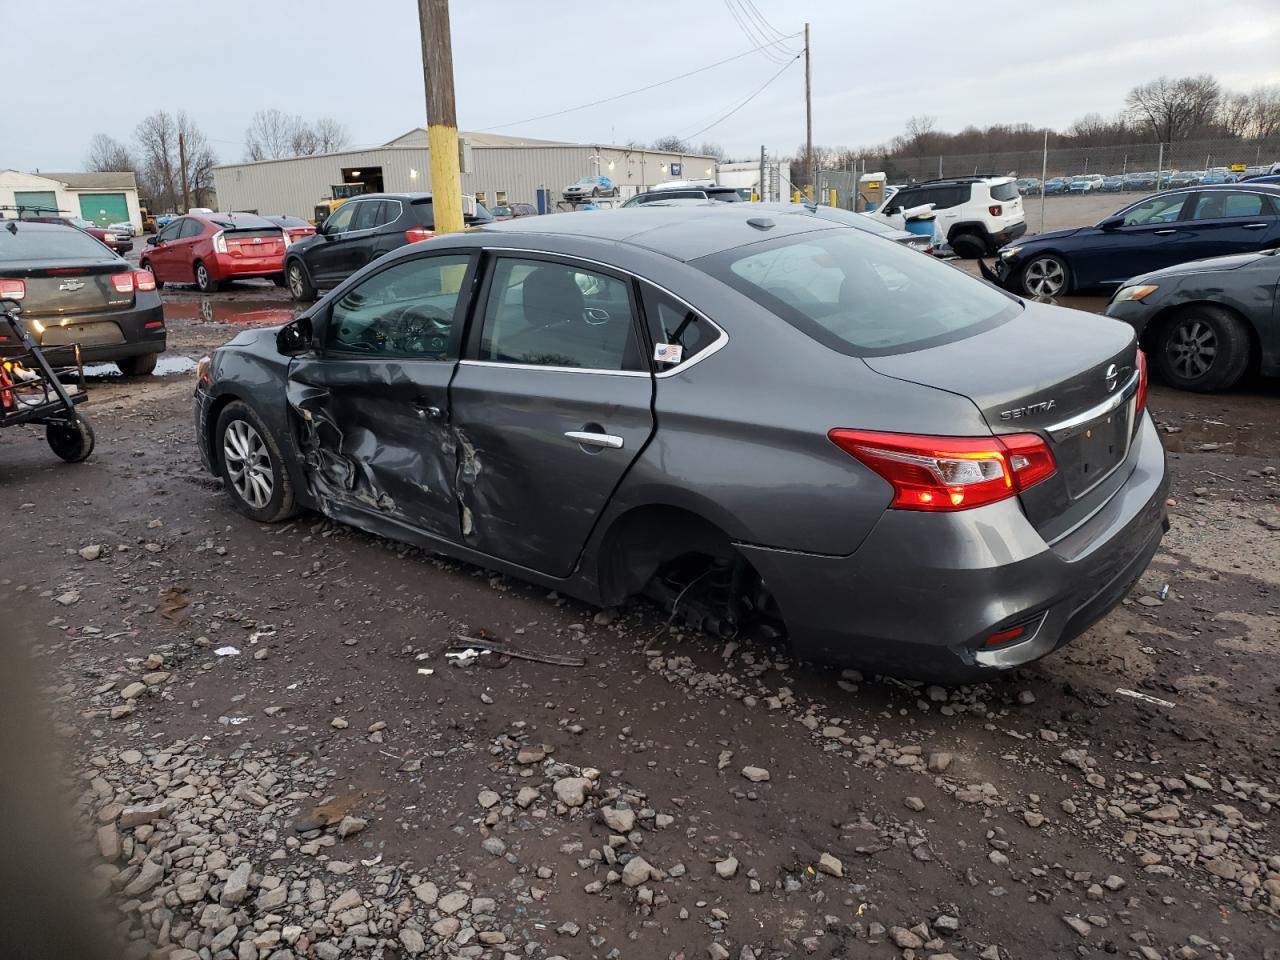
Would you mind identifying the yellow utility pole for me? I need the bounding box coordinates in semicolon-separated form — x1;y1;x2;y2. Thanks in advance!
417;0;463;234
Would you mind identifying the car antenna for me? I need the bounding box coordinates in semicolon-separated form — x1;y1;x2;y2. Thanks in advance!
777;171;818;211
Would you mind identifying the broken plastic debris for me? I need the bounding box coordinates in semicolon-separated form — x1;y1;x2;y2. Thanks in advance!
248;628;276;645
1158;583;1170;601
1115;688;1176;708
214;646;241;657
417;668;435;676
360;854;383;867
219;716;250;726
445;648;483;663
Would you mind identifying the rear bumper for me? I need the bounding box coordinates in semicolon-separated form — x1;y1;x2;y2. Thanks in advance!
738;413;1169;683
208;254;285;280
0;295;166;364
992;221;1026;247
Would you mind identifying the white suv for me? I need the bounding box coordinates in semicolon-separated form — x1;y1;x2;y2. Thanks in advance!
869;176;1026;258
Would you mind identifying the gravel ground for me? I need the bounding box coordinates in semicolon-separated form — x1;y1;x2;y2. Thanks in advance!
2;225;1278;960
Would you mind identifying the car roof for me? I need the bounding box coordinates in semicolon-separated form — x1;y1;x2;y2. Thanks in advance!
478;206;838;262
906;175;1014;186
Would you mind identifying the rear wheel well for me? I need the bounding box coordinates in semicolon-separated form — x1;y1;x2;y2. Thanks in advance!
597;506;736;604
946;221;990;243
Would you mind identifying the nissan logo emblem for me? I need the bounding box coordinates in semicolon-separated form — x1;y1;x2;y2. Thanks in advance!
1104;363;1119;392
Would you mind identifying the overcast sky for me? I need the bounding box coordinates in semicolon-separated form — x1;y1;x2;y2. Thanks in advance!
8;0;1279;172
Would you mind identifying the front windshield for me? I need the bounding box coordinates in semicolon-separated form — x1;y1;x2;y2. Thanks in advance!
696;228;1017;356
70;217;96;229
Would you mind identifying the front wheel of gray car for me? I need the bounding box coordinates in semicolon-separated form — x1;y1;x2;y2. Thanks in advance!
1154;305;1251;393
1020;254;1070;299
215;401;297;523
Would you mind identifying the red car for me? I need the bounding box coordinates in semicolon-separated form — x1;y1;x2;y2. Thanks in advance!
141;212;287;292
489;202;537;221
265;215;316;244
23;214;132;254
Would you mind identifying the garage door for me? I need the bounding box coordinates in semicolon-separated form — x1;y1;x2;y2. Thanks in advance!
78;193;129;227
14;190;58;217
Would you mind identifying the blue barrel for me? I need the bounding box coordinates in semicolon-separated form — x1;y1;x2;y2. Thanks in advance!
903;217;935;237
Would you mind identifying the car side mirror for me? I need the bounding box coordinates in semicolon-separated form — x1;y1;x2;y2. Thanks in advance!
276;315;314;356
146;235;158;245
1099;215;1124;231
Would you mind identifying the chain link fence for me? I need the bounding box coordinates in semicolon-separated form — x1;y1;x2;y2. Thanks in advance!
812;135;1280;209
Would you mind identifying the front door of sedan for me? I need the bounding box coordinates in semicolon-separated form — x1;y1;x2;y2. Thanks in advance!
285;251;477;538
1175;191;1280;263
1070;192;1194;288
305;201;359;286
146;218;186;281
448;253;655;576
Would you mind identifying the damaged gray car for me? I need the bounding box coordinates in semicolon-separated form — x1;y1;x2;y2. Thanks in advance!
194;206;1169;681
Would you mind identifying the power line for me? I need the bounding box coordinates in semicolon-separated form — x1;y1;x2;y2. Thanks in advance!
475;34;801;132
723;0;789;63
740;0;799;50
680;53;801;144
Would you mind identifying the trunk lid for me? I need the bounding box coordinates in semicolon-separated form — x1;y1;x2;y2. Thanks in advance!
864;301;1142;540
223;228;286;259
0;260;133;317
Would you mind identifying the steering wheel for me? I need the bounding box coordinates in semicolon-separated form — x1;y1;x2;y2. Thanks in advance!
394;304;453;357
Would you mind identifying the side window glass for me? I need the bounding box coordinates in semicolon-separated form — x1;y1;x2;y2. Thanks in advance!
479;258;643;371
328;254;471;359
350;201;381;231
1122;195;1186;225
159;220;183;242
324;203;356;235
1191;191;1264;220
641;286;718;369
179;219;203;239
377;201;402;227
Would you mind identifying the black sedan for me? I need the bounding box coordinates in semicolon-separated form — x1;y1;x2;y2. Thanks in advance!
1104;247;1280;392
982;184;1280;298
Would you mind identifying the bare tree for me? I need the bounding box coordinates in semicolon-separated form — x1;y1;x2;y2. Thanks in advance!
309;118;350;153
134;111;218;212
651;135;691;153
84;134;136;173
1220;85;1280;139
697;141;726;162
244;108;305;161
1125;74;1221;142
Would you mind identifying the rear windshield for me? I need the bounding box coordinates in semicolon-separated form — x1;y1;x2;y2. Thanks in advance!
210;216;274;230
271;216;310;227
0;224;112;261
706;188;745;202
989;182;1019;202
222;228;282;240
696;229;1017;356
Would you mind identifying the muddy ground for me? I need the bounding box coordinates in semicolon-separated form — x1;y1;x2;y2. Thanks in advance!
2;259;1278;960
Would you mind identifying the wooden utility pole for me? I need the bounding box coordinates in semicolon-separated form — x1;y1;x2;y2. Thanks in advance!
758;145;766;202
178;130;190;212
804;22;814;201
417;0;463;234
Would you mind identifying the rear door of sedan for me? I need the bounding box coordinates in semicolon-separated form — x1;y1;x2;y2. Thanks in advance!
1069;192;1194;288
448;252;655;576
1175;190;1280;262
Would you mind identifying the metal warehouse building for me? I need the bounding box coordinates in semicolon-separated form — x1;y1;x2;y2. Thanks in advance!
213;130;717;218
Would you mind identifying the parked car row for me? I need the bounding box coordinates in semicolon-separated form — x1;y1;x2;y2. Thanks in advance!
1015;164;1280;197
981;182;1280;391
20;214;132;255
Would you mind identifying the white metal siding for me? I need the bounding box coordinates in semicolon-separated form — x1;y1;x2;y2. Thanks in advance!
214;145;716;218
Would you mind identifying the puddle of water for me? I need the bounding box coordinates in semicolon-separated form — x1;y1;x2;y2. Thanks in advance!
83;355;198;378
163;299;296;326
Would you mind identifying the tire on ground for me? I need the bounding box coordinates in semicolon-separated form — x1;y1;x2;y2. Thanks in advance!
949;232;987;259
214;400;299;523
1154;304;1251;393
117;353;158;376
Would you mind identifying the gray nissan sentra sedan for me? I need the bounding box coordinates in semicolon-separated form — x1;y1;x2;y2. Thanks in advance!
194;207;1169;681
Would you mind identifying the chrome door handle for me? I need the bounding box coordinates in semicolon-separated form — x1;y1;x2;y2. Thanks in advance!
565;431;624;449
1242;222;1268;229
1153;228;1177;235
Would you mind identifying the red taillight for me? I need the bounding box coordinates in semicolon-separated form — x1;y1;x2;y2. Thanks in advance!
828;429;1057;512
1135;349;1148;413
405;227;435;244
111;272;136;294
0;278;25;301
989;204;1002;216
986;624;1026;647
133;269;157;292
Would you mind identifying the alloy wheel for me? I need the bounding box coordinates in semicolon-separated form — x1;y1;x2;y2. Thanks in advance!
222;419;273;509
1023;258;1066;298
197;263;210;289
288;265;304;298
1167;318;1217;381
